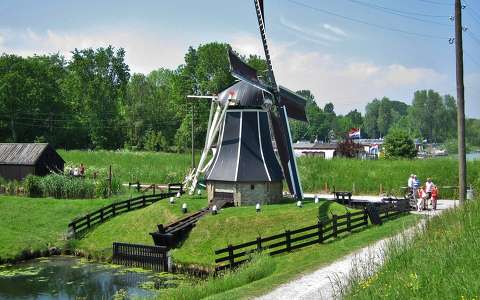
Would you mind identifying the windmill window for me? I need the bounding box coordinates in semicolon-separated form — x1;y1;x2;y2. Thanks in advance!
250;184;255;190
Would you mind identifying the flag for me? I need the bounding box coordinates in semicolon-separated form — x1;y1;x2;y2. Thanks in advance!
370;144;379;154
348;128;361;139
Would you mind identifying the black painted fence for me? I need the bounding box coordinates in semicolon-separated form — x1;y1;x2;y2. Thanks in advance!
112;242;168;272
215;203;409;271
68;192;177;237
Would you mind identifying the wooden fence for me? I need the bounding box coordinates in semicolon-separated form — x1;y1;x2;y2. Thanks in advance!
112;242;168;272
215;203;409;271
68;192;177;237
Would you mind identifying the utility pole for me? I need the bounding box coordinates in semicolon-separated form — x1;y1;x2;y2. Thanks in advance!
455;0;467;203
191;101;195;170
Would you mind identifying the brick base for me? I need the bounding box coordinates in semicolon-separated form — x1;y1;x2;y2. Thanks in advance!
207;181;283;206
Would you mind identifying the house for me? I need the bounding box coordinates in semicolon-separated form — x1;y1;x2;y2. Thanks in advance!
0;143;65;181
292;141;338;159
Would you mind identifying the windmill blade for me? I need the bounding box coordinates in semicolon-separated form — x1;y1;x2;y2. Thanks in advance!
279;86;308;122
259;0;265;25
228;49;271;94
269;111;294;195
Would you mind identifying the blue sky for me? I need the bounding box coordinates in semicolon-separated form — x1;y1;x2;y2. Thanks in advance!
0;0;479;117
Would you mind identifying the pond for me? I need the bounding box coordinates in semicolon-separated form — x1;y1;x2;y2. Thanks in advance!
0;256;186;300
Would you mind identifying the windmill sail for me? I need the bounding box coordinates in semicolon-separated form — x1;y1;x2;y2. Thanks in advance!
228;50;271;94
279;86;308;122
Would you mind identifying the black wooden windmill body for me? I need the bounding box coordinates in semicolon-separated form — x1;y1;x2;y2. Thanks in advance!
188;0;308;205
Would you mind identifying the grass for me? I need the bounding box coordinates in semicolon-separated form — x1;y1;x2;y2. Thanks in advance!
0;195;115;263
343;199;480;299
159;214;419;299
73;194;208;260
299;157;480;196
60;150;480;195
59;150;193;184
170;199;350;267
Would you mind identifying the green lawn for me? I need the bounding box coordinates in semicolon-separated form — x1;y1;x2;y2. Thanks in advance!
0;196;114;263
343;200;480;299
73;194;208;260
160;214;420;300
171;199;353;267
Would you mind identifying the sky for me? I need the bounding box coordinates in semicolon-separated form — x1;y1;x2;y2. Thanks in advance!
0;0;479;117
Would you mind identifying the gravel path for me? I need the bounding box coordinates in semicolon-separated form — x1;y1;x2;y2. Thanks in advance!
256;200;458;300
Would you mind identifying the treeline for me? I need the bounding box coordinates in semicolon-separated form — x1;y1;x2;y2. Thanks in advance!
0;42;479;150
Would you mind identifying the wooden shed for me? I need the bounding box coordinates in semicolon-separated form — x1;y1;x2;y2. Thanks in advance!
0;143;65;181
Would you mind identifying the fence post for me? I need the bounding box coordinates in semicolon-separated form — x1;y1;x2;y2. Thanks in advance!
286;230;291;251
363;208;368;226
318;220;324;243
228;244;234;268
127;199;131;211
87;214;91;228
256;237;262;252
332;215;338;238
112;204;116;216
100;209;104;222
143;195;146;207
347;212;351;232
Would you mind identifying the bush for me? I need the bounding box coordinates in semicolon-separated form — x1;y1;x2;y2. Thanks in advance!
42;174;96;199
96;177;124;198
24;175;44;197
383;129;417;159
7;180;18;195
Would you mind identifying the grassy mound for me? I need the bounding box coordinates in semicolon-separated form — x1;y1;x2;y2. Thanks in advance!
171;200;350;267
73;194;207;259
344;200;480;299
0;196;114;262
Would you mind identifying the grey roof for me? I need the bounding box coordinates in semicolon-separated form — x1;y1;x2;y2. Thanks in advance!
0;143;61;165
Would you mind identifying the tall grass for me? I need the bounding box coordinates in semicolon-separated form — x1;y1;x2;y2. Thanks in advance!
59;150;192;184
40;174;96;199
299;157;480;196
159;253;276;300
342;199;480;299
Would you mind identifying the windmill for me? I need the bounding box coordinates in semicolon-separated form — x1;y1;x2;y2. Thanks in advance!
187;0;308;205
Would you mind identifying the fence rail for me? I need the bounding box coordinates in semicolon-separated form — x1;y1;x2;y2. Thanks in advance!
68;191;177;237
214;204;409;271
112;242;168;272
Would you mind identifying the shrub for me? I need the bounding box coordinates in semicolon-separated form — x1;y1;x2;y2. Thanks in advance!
7;180;18;195
42;174;96;199
383;129;417;159
24;175;44;197
96;177;124;198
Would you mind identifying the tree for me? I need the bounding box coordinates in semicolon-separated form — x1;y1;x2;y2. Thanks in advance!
383;129;417;159
336;139;363;158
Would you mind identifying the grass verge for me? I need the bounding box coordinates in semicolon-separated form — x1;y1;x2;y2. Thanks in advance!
0;196;115;263
343;200;480;299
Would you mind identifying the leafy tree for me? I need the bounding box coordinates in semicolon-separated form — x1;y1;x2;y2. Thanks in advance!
383;129;417;159
336;139;363;158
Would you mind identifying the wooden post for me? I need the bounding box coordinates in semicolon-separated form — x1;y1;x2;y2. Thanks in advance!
153;184;156;195
127;199;131;211
332;215;338;238
363;208;368;226
142;195;146;207
87;214;91;228
228;244;234;268
286;230;291;251
100;209;104;222
256;237;262;251
112;204;116;216
347;212;351;232
380;184;383;194
352;182;356;194
455;0;467;204
108;165;112;197
318;220;324;243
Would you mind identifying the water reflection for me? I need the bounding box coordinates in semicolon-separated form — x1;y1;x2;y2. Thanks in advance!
0;256;182;300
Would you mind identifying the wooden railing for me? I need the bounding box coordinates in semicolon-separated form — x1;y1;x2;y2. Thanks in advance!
68;192;177;237
112;242;168;272
214;203;409;271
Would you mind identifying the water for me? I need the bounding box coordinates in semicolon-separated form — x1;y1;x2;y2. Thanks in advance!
0;256;184;300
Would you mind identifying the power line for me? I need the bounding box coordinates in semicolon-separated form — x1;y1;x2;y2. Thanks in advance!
464;1;480;20
466;8;480;26
417;0;453;6
286;0;449;40
346;0;452;25
466;30;480;46
464;50;480;67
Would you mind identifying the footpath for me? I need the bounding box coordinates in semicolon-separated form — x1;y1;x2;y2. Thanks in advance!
257;199;458;300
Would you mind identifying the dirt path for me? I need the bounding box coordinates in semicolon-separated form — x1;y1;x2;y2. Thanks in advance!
256;200;458;300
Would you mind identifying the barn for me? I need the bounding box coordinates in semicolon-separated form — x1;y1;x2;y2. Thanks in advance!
0;143;65;181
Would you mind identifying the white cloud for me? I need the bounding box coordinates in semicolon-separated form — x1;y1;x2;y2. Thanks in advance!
323;24;347;37
0;27;189;73
279;17;340;46
230;33;451;114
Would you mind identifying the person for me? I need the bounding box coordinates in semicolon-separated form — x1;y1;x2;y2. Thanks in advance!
407;174;415;194
417;186;427;212
413;175;420;203
425;178;434;203
431;185;439;210
79;163;85;177
73;167;79;177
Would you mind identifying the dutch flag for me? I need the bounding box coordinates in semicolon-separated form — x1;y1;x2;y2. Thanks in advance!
348;128;361;139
